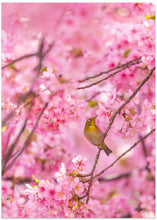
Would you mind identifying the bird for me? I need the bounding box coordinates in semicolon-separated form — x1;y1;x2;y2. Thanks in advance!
84;116;112;156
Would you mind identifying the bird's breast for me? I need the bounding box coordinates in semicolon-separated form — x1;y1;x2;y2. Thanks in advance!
84;126;104;146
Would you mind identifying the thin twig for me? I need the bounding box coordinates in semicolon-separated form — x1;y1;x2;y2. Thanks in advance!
2;90;35;127
102;66;155;143
93;128;155;180
2;40;54;127
3;102;48;175
78;128;155;203
78;56;141;83
78;66;155;181
34;40;55;73
139;134;150;171
86;91;101;102
78;149;101;201
98;172;131;182
31;41;55;88
2;52;37;70
97;164;150;182
2;117;29;174
86;148;101;204
3;176;32;185
77;60;141;90
2;108;18;127
120;212;132;218
139;134;148;157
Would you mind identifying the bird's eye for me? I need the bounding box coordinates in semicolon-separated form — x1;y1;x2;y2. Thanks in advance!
88;118;91;122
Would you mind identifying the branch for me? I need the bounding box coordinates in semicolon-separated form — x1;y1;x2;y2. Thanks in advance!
120;204;147;218
78;129;155;204
2;52;37;70
33;39;55;74
2;90;35;127
2;39;54;126
77;60;141;90
85;148;101;204
139;134;148;158
93;128;155;180
78;148;101;202
3;176;32;185
78;56;141;83
139;134;151;171
2;102;48;175
2;107;18;127
98;172;131;182
97;164;151;182
102;66;155;143
2;117;29;174
78;66;155;181
2;38;54;71
120;212;132;218
86;91;102;102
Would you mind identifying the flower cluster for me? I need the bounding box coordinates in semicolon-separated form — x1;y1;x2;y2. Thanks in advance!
2;152;155;218
2;3;155;218
21;157;88;218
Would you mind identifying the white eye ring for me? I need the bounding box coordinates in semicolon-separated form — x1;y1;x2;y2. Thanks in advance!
88;118;91;122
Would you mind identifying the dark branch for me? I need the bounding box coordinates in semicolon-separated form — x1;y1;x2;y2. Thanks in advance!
102;66;155;143
3;102;48;175
2;39;54;127
78;56;141;83
2;52;37;70
77;66;155;205
78;128;155;204
139;134;151;171
33;40;55;74
97;164;151;182
3;177;32;185
139;134;148;158
93;128;155;180
2;90;35;127
86;148;101;204
78;149;101;202
98;172;131;182
2;117;29;174
77;60;141;90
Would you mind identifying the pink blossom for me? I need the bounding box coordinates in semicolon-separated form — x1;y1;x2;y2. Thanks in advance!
72;155;87;167
140;195;155;212
147;156;155;176
55;163;66;182
71;177;84;195
37;180;49;198
65;209;75;218
44;183;56;200
54;186;66;201
2;2;155;218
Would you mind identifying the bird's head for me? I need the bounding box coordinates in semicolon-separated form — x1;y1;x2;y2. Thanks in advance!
85;116;97;127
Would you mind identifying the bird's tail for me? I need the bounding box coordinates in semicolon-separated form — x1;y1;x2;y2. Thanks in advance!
103;143;112;156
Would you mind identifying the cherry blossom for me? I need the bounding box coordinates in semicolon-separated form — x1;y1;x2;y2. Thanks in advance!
2;2;155;218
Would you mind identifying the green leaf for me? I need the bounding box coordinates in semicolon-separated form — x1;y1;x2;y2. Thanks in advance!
2;125;7;132
88;100;98;108
32;175;40;183
123;49;131;58
67;173;74;176
9;63;18;71
71;48;83;58
42;66;47;72
26;129;30;135
129;107;136;115
145;15;155;20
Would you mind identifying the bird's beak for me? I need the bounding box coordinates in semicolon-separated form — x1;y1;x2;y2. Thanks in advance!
94;115;97;119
